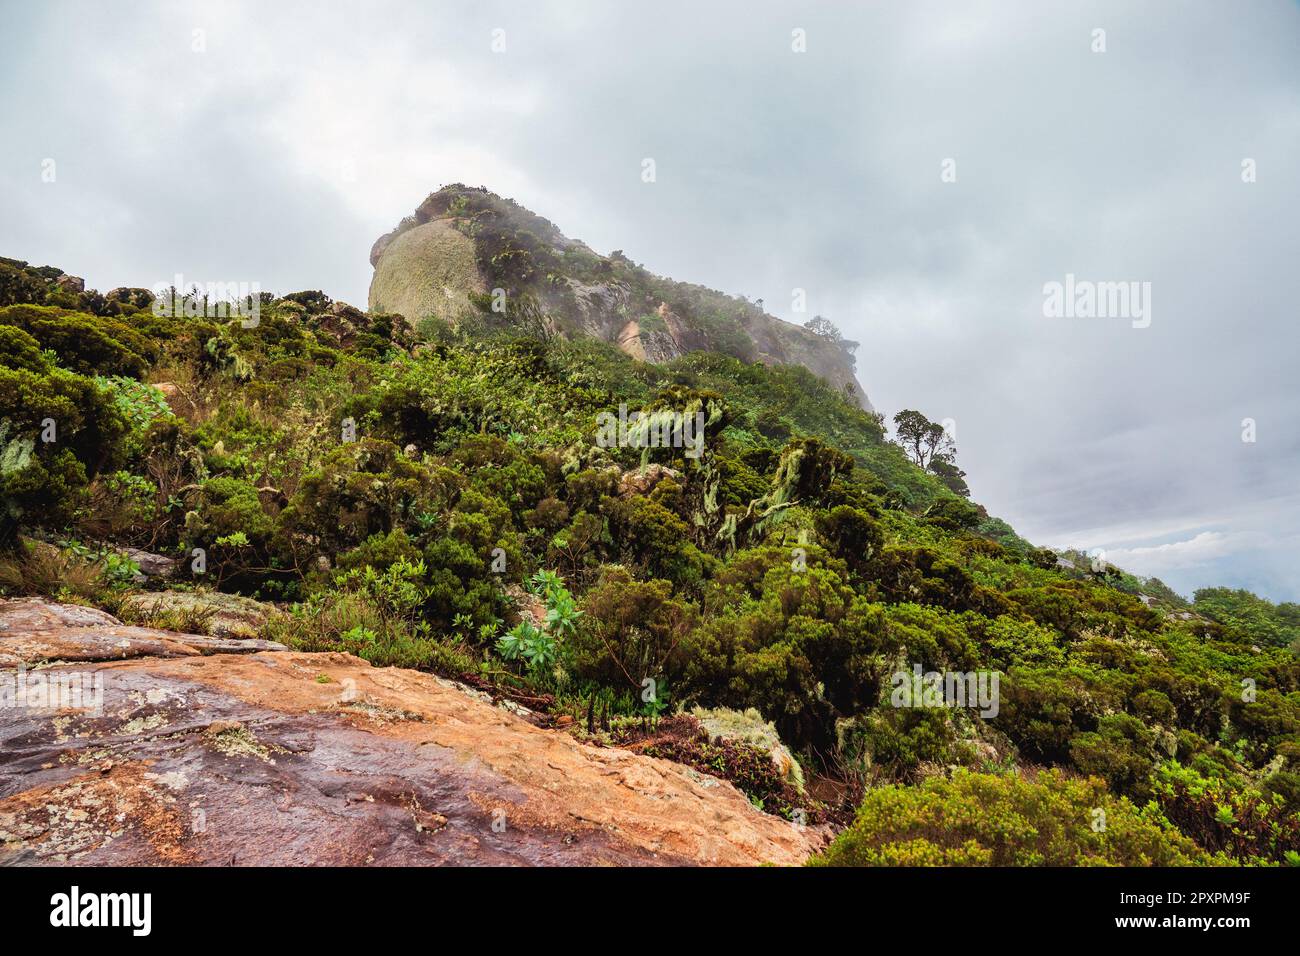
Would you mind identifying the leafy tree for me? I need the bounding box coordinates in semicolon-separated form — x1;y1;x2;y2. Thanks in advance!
803;315;859;357
892;409;955;471
571;565;696;691
928;455;970;497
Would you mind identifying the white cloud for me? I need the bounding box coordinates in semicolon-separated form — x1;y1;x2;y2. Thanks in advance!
1106;531;1249;574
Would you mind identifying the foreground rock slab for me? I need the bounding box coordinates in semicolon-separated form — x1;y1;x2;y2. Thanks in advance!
0;602;817;866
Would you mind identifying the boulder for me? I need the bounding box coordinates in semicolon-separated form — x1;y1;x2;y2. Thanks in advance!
117;547;177;582
149;382;194;419
0;597;285;667
618;463;682;498
367;219;486;327
504;584;547;629
118;590;281;639
691;706;805;793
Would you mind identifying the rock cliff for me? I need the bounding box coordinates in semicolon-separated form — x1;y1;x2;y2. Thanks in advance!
369;185;870;409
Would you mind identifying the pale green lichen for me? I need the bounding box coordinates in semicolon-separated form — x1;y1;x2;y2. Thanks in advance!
368;220;484;326
204;722;284;762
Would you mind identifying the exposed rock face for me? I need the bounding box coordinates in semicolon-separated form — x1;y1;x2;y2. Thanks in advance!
118;590;281;640
618;463;682;498
116;547;177;583
0;598;816;866
368;219;486;327
368;185;871;409
0;599;286;667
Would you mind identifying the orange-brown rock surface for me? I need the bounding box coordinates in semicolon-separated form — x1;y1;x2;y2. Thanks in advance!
0;599;818;866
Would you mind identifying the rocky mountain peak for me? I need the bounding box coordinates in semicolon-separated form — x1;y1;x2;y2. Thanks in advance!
368;185;870;410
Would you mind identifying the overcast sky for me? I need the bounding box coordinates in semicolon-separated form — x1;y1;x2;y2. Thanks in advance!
3;1;1298;601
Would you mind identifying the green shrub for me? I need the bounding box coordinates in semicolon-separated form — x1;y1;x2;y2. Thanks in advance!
0;356;127;545
1193;587;1300;648
815;505;883;575
1153;761;1300;864
608;494;710;589
280;439;427;557
0;304;159;377
570;565;697;691
683;555;888;750
840;706;976;781
1068;714;1159;801
811;769;1226;866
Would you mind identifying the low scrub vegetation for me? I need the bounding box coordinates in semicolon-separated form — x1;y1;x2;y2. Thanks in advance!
2;256;1296;865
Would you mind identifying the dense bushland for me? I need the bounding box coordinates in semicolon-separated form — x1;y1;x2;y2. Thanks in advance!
2;258;1296;866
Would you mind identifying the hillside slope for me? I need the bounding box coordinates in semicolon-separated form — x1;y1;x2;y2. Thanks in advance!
1;249;1297;868
369;185;870;409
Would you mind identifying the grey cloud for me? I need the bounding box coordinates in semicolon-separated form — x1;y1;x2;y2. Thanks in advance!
2;0;1296;598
